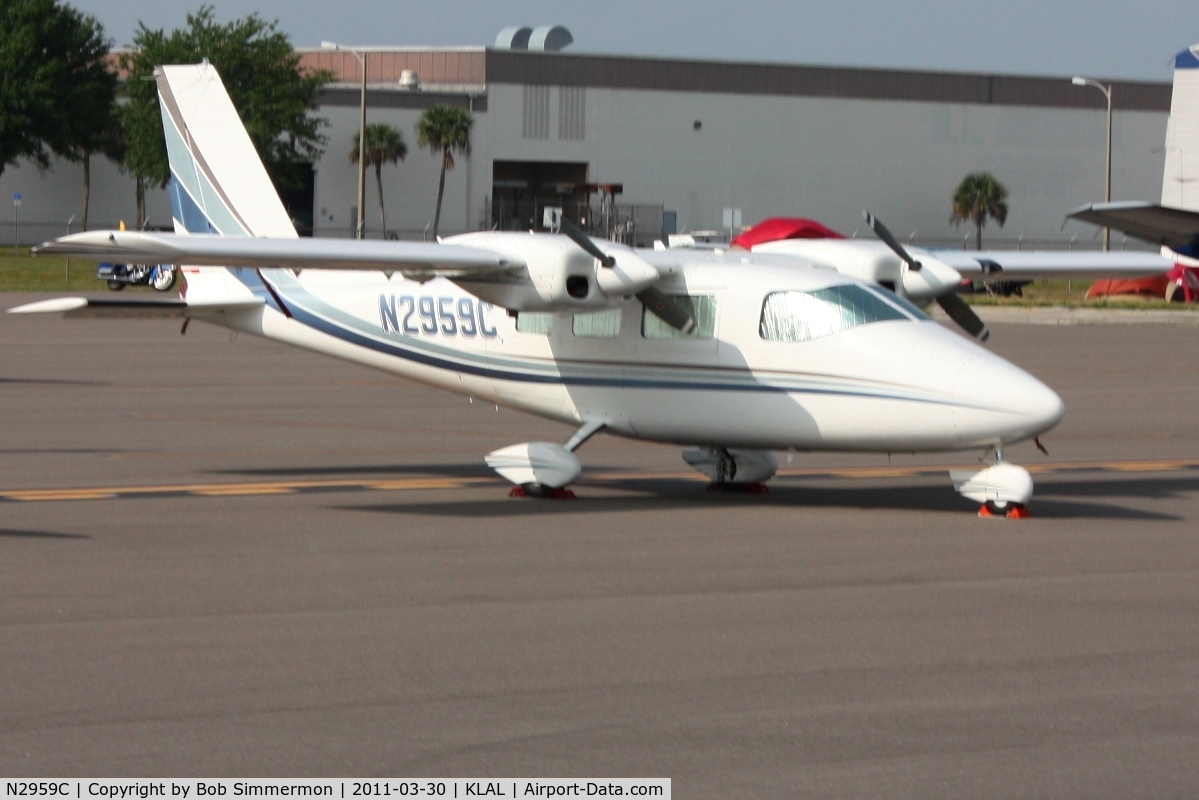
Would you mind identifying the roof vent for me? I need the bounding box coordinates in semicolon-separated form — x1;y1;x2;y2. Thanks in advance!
398;70;420;90
495;26;533;49
528;25;572;52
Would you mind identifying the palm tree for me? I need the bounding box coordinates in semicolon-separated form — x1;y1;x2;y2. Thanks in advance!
951;172;1009;250
416;105;473;238
351;123;407;238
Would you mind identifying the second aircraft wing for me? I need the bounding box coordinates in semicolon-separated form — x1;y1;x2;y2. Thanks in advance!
1066;201;1199;251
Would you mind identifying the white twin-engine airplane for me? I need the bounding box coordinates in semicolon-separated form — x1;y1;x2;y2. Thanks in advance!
11;62;1184;517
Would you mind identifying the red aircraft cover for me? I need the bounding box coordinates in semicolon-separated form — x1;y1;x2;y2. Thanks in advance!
1085;276;1170;299
731;217;844;249
1085;263;1199;302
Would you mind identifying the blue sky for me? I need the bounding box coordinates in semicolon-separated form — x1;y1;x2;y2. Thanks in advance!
75;0;1195;81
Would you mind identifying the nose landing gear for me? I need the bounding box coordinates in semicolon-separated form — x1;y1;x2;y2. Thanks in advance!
950;448;1034;519
978;500;1031;519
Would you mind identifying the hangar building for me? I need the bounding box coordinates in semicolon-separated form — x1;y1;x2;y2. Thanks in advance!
0;38;1172;250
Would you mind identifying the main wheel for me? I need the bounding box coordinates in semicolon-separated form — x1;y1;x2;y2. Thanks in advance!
151;266;178;292
107;280;125;291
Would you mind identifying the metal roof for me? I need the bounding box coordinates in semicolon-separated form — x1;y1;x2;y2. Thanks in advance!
296;48;1170;111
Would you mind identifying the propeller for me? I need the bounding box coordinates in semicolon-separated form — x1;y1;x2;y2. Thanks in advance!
863;212;990;342
559;215;616;267
559;216;697;334
863;212;921;272
935;292;990;342
634;286;698;335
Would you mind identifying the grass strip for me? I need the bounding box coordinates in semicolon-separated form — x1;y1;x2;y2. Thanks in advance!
0;250;151;292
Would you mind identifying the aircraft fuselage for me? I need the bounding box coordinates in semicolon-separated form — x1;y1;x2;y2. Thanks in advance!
203;244;1064;454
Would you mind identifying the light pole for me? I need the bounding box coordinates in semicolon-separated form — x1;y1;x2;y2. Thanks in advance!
323;41;368;240
12;193;21;255
1072;76;1113;251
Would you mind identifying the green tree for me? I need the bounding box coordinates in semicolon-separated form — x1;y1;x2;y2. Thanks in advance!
0;0;115;185
416;105;472;238
352;123;406;239
951;172;1009;250
120;5;330;226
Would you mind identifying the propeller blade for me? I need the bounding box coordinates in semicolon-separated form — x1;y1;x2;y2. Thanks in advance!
558;215;616;268
936;292;990;342
863;212;921;271
636;286;697;334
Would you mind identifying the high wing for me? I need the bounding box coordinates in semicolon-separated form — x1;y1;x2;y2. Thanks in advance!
1066;201;1199;251
33;231;525;280
934;248;1173;279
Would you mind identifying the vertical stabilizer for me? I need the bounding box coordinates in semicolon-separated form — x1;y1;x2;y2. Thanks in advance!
156;63;296;238
1162;46;1199;211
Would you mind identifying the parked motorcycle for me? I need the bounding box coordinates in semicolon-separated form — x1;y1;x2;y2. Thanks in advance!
97;262;178;292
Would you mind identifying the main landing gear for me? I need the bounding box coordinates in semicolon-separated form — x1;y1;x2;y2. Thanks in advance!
682;446;778;492
950;448;1033;519
485;419;606;499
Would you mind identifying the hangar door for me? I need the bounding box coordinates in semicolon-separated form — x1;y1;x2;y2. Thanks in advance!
491;161;588;232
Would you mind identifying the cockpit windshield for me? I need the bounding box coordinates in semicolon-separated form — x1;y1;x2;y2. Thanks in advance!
760;284;927;342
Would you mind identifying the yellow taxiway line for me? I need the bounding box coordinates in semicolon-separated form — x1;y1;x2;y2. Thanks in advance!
1;458;1197;503
0;476;495;502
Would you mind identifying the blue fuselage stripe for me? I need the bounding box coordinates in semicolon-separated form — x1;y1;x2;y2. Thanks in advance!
273;284;965;406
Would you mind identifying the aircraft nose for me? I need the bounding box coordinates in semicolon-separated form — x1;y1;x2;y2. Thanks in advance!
1006;372;1065;434
953;353;1065;442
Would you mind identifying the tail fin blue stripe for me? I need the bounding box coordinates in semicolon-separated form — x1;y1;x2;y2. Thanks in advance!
168;176;219;234
159;95;249;237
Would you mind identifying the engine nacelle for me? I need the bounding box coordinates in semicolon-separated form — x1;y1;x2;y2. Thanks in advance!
752;239;901;288
446;232;659;313
749;239;963;302
901;249;965;301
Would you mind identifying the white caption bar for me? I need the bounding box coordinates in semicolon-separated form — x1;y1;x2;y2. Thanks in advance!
3;781;669;800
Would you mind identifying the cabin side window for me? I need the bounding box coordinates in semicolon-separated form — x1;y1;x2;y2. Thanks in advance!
572;308;622;338
516;312;554;334
760;285;913;342
641;295;717;339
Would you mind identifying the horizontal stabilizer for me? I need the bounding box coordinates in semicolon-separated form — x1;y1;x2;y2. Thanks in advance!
33;231;526;278
1066;201;1199;250
7;296;263;318
934;249;1173;279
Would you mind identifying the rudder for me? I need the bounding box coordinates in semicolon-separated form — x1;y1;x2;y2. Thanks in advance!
156;63;297;239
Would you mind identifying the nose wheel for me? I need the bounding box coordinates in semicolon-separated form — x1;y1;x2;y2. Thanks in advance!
951;448;1034;520
978;500;1030;519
